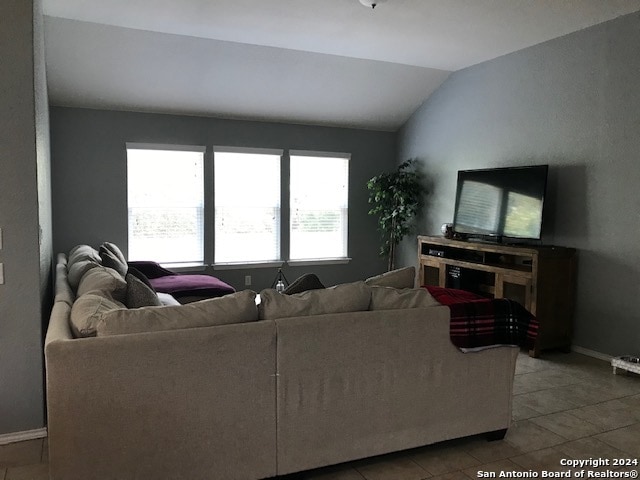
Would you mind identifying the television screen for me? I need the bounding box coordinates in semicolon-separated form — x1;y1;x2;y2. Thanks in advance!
452;165;548;241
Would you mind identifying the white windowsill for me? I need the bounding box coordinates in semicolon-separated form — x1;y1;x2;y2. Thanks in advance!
287;258;351;267
213;261;284;271
159;263;207;273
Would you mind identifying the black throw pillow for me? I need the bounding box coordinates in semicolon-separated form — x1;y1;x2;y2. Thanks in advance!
99;242;128;277
284;273;325;295
127;266;156;292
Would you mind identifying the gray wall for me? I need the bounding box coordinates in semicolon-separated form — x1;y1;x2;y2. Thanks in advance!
398;12;640;356
0;0;51;435
50;107;395;290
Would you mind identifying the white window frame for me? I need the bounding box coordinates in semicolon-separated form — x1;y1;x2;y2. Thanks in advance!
126;143;206;267
288;150;351;265
213;146;283;267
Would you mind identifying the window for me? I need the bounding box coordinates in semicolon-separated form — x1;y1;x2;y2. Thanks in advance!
126;145;204;266
289;152;349;261
214;148;282;264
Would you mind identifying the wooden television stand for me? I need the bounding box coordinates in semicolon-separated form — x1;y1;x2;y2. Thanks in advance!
418;235;577;357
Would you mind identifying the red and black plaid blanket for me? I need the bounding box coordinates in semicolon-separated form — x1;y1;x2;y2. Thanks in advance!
424;286;539;350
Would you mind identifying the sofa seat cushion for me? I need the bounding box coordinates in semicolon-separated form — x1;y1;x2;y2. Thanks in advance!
365;266;416;289
369;286;440;310
259;282;371;320
149;274;235;299
96;289;259;336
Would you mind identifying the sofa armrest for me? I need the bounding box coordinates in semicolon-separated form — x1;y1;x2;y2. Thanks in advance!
45;301;73;345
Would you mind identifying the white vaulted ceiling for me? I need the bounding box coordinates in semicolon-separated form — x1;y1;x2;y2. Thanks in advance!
43;0;640;131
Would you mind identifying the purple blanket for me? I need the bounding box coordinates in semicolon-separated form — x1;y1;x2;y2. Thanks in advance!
150;274;235;298
127;260;235;299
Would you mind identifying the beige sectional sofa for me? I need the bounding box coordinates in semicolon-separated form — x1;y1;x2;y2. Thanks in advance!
45;245;519;480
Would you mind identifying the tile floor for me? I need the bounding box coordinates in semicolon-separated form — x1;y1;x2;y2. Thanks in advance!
1;351;639;480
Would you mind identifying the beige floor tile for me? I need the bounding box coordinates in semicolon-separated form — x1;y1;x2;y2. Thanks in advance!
568;400;638;431
503;420;566;452
463;439;524;464
5;463;49;480
429;472;474;480
512;370;581;395
304;464;366;480
513;375;544;395
528;369;583;388
548;351;607;365
463;459;523;478
515;362;540;375
556;437;629;461
0;441;43;469
514;389;581;415
515;354;555;374
512;396;543;421
543;353;610;375
616;462;640;473
581;373;640;397
616;394;640;420
410;445;480;476
515;362;537;377
543;383;621;407
355;454;430;480
529;411;604;440
595;423;640;457
509;447;572;472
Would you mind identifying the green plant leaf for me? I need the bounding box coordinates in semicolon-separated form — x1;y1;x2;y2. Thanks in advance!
366;159;425;267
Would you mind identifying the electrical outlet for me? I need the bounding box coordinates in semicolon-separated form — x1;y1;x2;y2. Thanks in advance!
244;275;252;286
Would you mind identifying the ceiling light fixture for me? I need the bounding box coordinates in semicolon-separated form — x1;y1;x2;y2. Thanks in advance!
359;0;386;9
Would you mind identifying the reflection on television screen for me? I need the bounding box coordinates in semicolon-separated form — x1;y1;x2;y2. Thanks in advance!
453;165;548;241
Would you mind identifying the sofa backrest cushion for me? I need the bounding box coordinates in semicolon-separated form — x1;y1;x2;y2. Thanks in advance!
259;281;371;320
77;266;127;304
67;245;101;269
125;273;162;308
365;266;415;289
369;286;440;311
67;259;101;292
99;242;128;277
70;293;127;338
96;289;259;336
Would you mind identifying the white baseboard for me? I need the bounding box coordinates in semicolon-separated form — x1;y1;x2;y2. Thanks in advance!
571;345;612;362
0;428;47;446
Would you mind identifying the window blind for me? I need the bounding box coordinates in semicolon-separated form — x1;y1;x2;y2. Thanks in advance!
127;147;205;265
289;153;349;261
214;149;282;264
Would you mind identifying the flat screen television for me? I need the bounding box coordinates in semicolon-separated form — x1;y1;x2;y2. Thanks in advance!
452;165;548;242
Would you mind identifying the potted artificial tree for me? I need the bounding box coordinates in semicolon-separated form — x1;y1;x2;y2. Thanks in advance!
367;159;423;271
